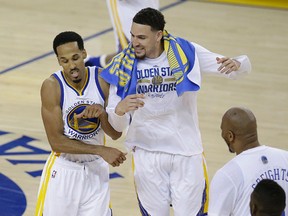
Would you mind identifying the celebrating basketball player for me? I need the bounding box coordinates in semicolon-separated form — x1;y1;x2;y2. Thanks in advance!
35;31;126;216
101;7;252;216
209;107;288;216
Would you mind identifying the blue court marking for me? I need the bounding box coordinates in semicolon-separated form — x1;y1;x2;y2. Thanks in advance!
0;28;112;75
0;0;186;75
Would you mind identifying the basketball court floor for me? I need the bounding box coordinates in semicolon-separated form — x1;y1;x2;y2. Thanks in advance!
0;0;287;215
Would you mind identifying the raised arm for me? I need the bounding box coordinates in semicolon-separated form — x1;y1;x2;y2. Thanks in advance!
41;76;126;166
192;42;252;79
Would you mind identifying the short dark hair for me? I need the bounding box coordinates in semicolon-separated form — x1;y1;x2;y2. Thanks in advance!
133;7;166;31
53;31;84;56
252;179;286;216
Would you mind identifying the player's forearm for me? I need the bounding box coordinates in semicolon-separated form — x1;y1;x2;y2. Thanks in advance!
106;108;130;132
99;111;122;140
48;134;105;156
105;85;129;132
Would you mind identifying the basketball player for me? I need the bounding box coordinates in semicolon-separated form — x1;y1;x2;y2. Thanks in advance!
250;179;286;216
85;0;159;67
35;31;127;216
209;107;288;216
101;8;252;216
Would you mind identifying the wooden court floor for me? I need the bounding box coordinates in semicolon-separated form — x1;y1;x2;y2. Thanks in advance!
0;0;287;215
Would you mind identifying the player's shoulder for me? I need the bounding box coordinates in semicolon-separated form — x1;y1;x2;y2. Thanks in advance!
267;146;288;156
41;73;61;94
42;74;56;85
215;159;242;178
211;162;245;191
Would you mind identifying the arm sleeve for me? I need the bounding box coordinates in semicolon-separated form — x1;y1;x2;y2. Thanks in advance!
208;170;238;216
106;85;130;132
192;42;252;79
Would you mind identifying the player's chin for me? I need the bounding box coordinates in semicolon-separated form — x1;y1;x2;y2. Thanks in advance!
72;78;82;84
228;147;235;153
226;143;234;153
135;53;145;60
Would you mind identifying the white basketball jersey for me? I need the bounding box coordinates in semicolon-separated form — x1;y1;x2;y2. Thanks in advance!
209;145;288;216
52;66;105;162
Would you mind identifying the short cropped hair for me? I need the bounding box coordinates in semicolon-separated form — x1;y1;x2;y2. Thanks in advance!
251;179;286;216
53;31;84;56
133;7;166;31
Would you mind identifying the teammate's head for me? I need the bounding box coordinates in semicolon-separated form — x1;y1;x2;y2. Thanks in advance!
221;107;259;155
133;7;166;32
53;31;87;84
53;31;84;56
131;8;166;59
250;179;286;216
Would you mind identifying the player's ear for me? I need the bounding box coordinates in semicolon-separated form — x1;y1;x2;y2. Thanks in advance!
227;130;235;142
57;57;61;66
156;30;163;42
250;203;257;216
82;49;87;59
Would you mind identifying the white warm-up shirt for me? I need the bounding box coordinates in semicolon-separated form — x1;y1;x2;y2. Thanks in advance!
107;42;252;156
209;145;288;216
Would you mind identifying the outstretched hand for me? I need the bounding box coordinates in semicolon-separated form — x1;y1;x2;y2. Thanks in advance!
115;94;145;116
100;146;127;167
217;57;240;74
75;104;104;119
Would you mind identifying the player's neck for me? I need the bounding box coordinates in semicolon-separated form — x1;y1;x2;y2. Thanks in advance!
237;141;260;155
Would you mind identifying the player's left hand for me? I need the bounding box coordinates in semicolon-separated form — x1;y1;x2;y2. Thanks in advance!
217;57;240;74
75;104;104;119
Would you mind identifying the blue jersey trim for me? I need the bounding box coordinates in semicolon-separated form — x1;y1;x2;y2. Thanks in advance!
94;67;105;101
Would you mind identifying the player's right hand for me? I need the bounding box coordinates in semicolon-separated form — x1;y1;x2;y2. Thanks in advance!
100;146;127;167
115;94;145;116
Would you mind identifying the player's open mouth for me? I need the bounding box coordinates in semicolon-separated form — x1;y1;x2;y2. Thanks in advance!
71;70;79;78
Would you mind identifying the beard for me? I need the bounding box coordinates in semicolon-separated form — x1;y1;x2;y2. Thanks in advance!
228;145;234;153
135;53;145;60
73;79;82;84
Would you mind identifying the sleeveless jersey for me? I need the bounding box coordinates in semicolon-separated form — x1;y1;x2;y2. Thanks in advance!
52;66;105;162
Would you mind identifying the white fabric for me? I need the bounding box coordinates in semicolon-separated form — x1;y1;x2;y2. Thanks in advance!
106;44;252;156
43;155;111;216
106;0;159;51
39;66;112;215
133;147;207;216
53;66;105;162
208;145;288;216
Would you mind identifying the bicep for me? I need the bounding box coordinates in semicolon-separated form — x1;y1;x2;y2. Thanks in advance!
41;78;64;145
